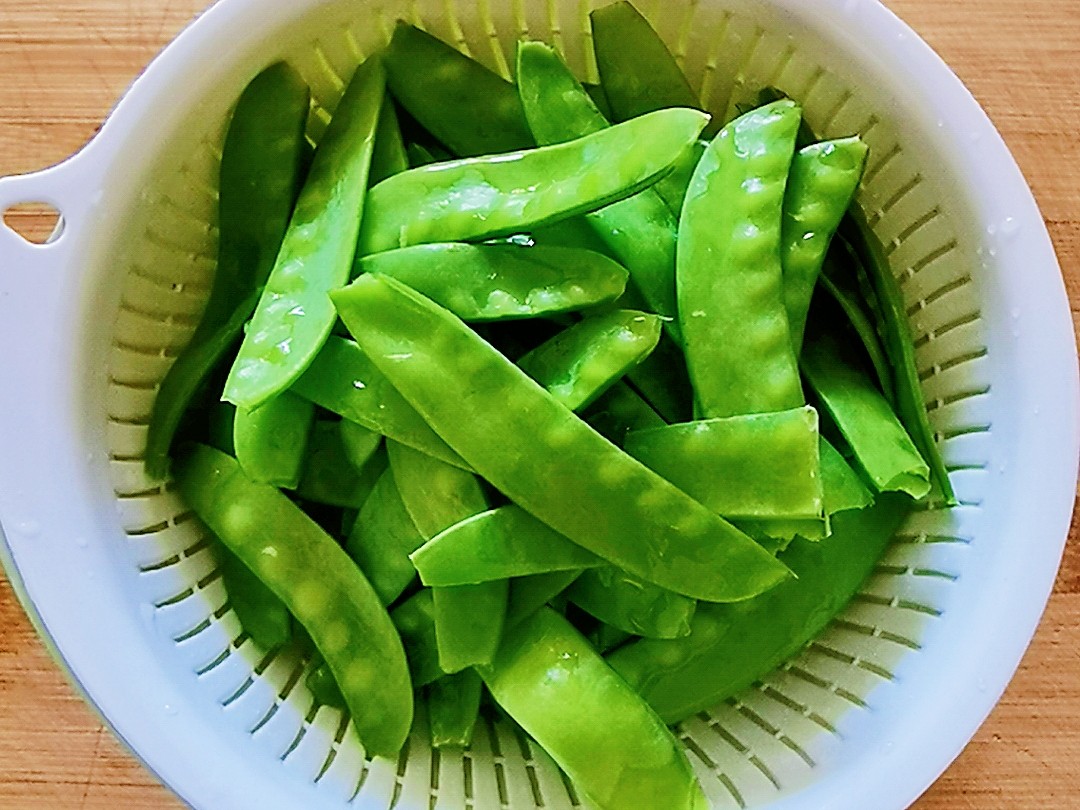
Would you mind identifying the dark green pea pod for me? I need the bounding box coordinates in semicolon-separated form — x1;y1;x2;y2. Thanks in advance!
332;274;790;603
224;58;385;410
145;63;310;478
346;466;426;606
296;421;388;509
678;99;804;418
584;382;665;446
217;537;292;651
607;493;913;724
480;608;708;810
589;623;635;655
355;244;628;321
428;670;483;749
623;406;823;520
175;444;412;757
567;568;696;640
625;336;695;424
432;582;509;674
506;569;584;629
233;391;315;489
339;420;383;470
411;506;603;586
390;588;444;688
206;402;237;456
358;108;709;255
369;99;409;185
820;437;874;515
656;140;707;217
306;658;346;709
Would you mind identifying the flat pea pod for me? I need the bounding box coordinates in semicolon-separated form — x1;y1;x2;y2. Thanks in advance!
677;99;804;418
623;406;823;520
390;588;444;688
357;108;709;256
506;569;584;628
296;421;387;509
607;493;913;724
174;444;412;757
411;507;603;586
332;274;790;603
782;137;869;354
217;538;292;651
386;440;487;539
428;670;483;749
802;332;931;499
354;243;628;321
480;608;708;810
145;63;310;478
820;437;874;515
567;568;696;640
233;391;315;489
369;99;409;185
224;59;385;410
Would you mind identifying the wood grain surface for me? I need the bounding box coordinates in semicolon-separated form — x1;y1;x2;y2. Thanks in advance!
0;1;1077;807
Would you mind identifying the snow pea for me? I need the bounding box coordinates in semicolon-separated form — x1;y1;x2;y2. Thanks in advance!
584;382;665;446
338;420;383;470
175;444;412;757
589;623;635;655
567;567;696;640
369;99;408;185
623;406;824;520
506;570;584;629
357;108;709;255
233;391;314;489
802;332;931;499
306;658;346;709
608;492;913;724
332;274;789;603
428;670;483;749
820;437;874;515
354;243;629;321
480;608;708;810
145;63;309;478
782;137;868;353
626;334;695;424
216;537;291;651
206;403;237;456
386;440;486;539
296;421;387;509
390;588;444;688
678;99;804;418
224;58;384;410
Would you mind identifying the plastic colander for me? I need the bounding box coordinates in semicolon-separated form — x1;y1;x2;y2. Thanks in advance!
0;0;1076;808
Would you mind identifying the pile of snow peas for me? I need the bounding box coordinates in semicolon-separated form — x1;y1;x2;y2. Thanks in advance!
150;4;954;807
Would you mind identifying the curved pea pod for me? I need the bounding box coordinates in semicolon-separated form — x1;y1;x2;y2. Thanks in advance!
145;63;310;478
608;493;913;724
332;274;790;603
358;108;709;255
480;608;708;810
678;99;804;418
223;58;385;411
506;569;584;628
233;391;315;489
355;244;628;321
369;99;409;185
174;444;412;757
306;659;346;709
820;437;874;515
292;336;468;471
390;589;444;688
296;421;387;509
428;670;483;749
517;310;661;411
411;507;603;586
803;332;931;499
782;137;869;353
624;406;823;520
217;538;292;651
567;568;696;640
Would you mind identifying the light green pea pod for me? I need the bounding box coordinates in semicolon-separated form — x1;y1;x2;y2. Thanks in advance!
390;588;444;688
821;437;874;515
506;570;584;629
369;99;409;185
567;568;696;640
233;391;315;489
657;140;708;216
428;670;483;749
355;244;628;321
306;657;346;709
296;421;387;509
217;538;292;651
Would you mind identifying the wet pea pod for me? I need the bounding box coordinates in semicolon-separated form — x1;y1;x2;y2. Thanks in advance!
354;244;629;321
607;493;913;724
357;108;708;256
678;99;804;418
480;608;708;810
174;444;412;757
332;274;790;603
224;58;385;411
145;63;310;478
567;567;697;640
233;391;315;489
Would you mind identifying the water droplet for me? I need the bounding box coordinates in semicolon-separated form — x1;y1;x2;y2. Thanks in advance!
1000;216;1019;237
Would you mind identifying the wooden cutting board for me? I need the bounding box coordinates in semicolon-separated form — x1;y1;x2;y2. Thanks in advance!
0;1;1077;807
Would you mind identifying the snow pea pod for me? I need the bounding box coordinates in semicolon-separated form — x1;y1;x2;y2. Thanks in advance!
224;58;384;410
820;437;874;515
233;391;315;489
369;99;409;185
357;108;709;255
332;274;790;603
145;63;310;478
428;670;483;749
567;567;696;640
584;382;665;446
480;608;708;810
354;244;628;321
608;492;913;724
678;99;804;418
390;588;444;688
174;444;412;757
339;420;383;470
505;569;584;628
217;538;292;651
306;659;346;709
296;421;387;509
782;137;868;353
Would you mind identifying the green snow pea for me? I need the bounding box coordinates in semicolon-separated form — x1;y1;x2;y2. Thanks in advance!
432;581;508;674
506;570;584;629
655;139;708;216
206;403;237;456
567;567;696;640
339;420;383;470
145;63;310;478
678;99;804;418
386;440;487;538
782;137;869;353
224;58;384;410
625;334;695;424
357;108;709;255
820;437;874;515
480;608;708;810
306;658;346;709
427;670;483;749
354;243;628;321
589;623;634;655
296;421;387;509
369;99;409;185
608;492;913;724
233;391;315;489
175;444;412;757
390;588;444;688
217;538;292;651
623;406;823;520
584;382;665;446
332;274;789;603
802;332;931;499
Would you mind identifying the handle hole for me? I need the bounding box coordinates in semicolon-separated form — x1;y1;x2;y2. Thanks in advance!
2;201;65;246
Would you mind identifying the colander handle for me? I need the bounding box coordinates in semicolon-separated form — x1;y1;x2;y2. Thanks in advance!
0;156;94;264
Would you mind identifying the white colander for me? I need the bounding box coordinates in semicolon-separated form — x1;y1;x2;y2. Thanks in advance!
0;0;1076;808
